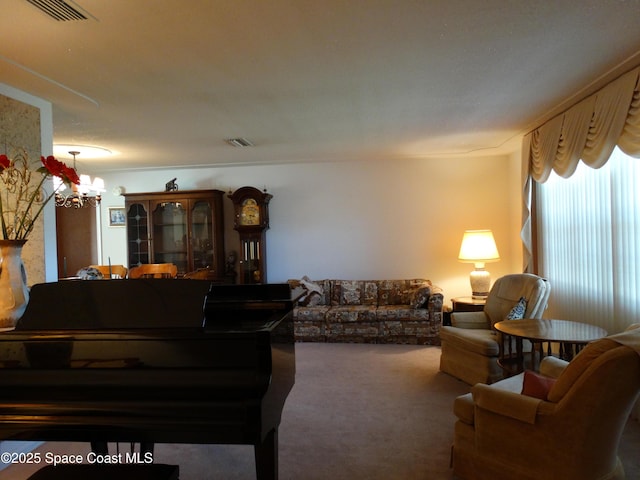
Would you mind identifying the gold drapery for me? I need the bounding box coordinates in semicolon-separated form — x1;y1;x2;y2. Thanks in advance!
521;67;640;271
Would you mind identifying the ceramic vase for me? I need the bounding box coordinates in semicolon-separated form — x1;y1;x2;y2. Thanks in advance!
0;239;29;330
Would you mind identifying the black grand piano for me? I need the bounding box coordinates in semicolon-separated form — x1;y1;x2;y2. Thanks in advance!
0;280;299;480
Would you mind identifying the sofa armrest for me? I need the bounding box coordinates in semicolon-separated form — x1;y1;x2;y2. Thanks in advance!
425;289;444;321
539;356;569;379
451;311;490;329
472;383;542;424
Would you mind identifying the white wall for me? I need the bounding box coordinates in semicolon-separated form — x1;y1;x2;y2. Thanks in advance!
98;153;523;304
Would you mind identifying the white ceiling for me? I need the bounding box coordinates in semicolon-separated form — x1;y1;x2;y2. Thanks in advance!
2;0;640;173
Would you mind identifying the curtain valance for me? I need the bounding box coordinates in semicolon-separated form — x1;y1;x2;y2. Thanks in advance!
525;67;640;183
521;66;640;273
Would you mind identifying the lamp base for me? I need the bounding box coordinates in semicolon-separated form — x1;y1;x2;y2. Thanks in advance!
469;268;491;300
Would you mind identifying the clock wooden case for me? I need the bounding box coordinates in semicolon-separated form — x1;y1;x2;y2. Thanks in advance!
228;186;272;284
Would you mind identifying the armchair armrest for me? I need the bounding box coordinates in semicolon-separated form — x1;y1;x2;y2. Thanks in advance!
472;383;541;424
451;311;490;329
539;356;569;379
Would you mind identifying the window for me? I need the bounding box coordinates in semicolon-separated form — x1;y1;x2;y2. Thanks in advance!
537;147;640;334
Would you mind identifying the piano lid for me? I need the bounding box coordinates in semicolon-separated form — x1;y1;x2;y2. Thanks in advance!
18;279;212;330
17;280;301;331
3;281;299;370
203;283;302;328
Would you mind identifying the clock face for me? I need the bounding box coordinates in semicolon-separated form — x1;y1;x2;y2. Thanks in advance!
239;198;260;226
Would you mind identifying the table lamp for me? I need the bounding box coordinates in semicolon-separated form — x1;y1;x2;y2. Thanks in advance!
458;229;500;299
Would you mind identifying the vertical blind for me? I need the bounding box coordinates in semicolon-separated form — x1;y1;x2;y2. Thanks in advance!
537;147;640;333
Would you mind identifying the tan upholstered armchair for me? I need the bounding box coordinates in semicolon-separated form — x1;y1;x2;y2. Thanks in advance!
451;330;640;480
440;273;550;385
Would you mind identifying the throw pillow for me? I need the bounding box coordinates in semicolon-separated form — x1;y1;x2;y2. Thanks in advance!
521;370;556;400
298;276;325;306
506;296;527;319
76;267;104;280
334;281;362;305
302;291;322;306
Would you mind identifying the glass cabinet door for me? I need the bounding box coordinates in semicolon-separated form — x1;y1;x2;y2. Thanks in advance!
125;190;225;278
239;237;263;283
152;201;188;273
127;202;150;267
191;200;214;269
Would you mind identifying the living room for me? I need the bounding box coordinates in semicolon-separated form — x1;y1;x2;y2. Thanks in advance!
2;1;639;304
1;2;640;479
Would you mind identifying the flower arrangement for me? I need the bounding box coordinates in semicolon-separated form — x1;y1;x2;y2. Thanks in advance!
0;148;80;240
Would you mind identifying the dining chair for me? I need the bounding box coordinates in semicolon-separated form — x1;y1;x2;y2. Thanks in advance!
128;263;178;279
89;264;128;279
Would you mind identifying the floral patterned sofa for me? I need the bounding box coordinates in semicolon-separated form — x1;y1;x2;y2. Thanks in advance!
288;278;444;344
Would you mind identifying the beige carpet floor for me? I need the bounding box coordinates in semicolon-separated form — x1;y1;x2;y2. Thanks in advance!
0;343;638;479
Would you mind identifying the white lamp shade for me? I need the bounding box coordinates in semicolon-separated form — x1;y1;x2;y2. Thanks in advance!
458;230;500;264
459;229;500;299
92;177;106;193
78;174;92;194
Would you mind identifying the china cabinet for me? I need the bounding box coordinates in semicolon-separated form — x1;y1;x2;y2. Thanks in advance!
123;189;225;279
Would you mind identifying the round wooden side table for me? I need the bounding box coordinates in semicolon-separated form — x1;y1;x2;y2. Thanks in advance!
493;319;608;375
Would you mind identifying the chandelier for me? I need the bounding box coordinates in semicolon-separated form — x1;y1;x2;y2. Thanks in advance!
54;151;105;208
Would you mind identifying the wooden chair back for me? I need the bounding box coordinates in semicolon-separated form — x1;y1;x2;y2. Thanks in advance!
128;263;178;279
89;265;128;279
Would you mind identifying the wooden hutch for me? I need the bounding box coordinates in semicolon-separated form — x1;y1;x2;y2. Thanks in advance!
123;189;225;280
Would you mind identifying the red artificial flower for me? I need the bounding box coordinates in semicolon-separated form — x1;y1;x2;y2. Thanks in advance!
41;155;80;185
0;154;10;172
61;163;81;185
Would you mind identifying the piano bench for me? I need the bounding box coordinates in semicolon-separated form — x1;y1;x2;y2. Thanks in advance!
27;464;179;480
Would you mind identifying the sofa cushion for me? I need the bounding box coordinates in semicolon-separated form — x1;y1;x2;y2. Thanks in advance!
325;305;378;323
331;280;378;306
377;279;430;306
294;305;331;323
440;326;500;356
377;280;407;305
376;305;411;321
375;305;430;321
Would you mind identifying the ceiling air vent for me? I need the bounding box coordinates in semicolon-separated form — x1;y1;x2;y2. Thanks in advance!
25;0;88;21
225;138;254;148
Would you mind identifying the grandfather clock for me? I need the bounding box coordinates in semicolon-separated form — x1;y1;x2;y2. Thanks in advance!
228;186;272;284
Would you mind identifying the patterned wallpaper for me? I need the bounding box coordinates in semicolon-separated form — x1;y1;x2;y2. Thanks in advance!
0;93;46;286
